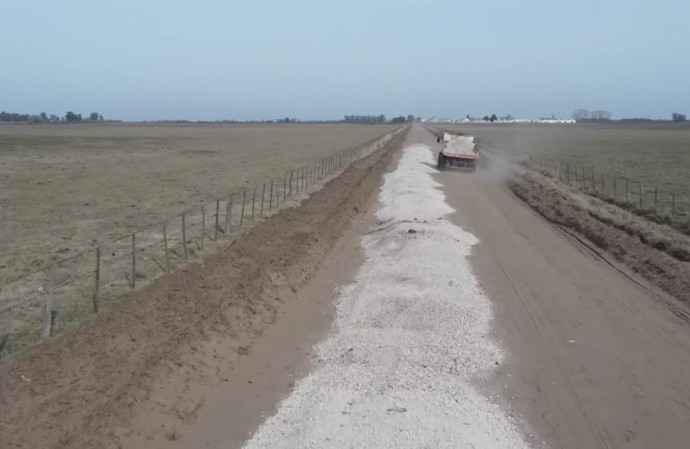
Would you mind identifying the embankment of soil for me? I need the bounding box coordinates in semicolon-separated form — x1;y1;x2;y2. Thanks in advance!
508;166;690;318
0;126;409;449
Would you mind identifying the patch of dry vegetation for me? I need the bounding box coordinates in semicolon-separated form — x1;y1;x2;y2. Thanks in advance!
523;167;690;261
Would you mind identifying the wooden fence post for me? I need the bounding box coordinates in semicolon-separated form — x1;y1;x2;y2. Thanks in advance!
201;205;206;250
269;180;274;212
131;233;136;288
252;186;257;221
93;248;100;313
639;183;642;208
182;213;187;260
260;184;266;216
163;224;170;272
283;175;287;202
240;190;246;227
41;277;55;340
613;176;617;200
654;186;658;211
672;194;676;216
226;195;233;236
214;199;220;241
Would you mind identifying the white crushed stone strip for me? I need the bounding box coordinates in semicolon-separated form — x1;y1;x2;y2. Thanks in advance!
243;144;531;448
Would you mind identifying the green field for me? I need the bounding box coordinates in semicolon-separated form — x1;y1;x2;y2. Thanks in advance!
439;123;690;220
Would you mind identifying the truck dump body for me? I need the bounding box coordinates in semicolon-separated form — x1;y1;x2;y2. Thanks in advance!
443;135;478;159
438;134;478;171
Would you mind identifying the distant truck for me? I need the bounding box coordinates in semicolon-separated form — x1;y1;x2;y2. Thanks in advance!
437;132;479;171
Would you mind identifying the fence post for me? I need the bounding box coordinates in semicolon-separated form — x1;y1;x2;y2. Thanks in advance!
672;194;676;216
654;186;658;211
131;233;136;289
601;174;605;196
639;183;642;208
269;180;274;211
252;186;257;221
214;199;220;241
613;176;617;199
41;277;55;340
289;171;293;196
182;213;187;260
93;247;100;313
200;205;206;250
240;190;246;227
226;195;233;236
261;183;266;216
163;223;170;272
283;175;287;202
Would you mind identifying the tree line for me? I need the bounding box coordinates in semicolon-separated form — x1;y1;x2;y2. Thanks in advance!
574;109;687;123
344;114;418;124
572;109;612;121
0;111;104;123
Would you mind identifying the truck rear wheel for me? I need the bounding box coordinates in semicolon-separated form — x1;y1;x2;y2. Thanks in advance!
437;153;445;170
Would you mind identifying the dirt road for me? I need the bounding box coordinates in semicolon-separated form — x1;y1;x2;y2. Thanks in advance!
3;125;690;448
420;126;690;448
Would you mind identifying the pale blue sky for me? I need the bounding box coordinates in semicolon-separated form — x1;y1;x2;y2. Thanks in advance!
2;0;689;121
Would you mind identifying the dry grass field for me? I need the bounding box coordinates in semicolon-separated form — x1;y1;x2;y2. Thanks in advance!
0;123;396;282
0;122;399;355
439;123;690;223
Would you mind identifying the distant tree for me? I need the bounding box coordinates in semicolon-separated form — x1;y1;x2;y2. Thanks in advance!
490;114;498;122
482;115;490;121
89;112;99;121
406;114;415;123
505;114;514;121
572;109;590;121
40;112;48;121
391;116;406;124
49;114;59;122
29;115;43;123
65;111;78;122
466;114;470;120
591;110;612;121
672;112;687;122
98;114;104;121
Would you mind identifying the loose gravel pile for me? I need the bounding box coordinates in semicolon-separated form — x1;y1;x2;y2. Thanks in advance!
243;144;530;448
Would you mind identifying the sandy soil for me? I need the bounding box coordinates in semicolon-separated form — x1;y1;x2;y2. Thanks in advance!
0;127;408;449
419;127;690;448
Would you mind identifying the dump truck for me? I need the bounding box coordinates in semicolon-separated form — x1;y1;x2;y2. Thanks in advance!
437;133;478;171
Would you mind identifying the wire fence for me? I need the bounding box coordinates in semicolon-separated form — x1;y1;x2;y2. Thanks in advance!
525;154;690;233
0;127;404;358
